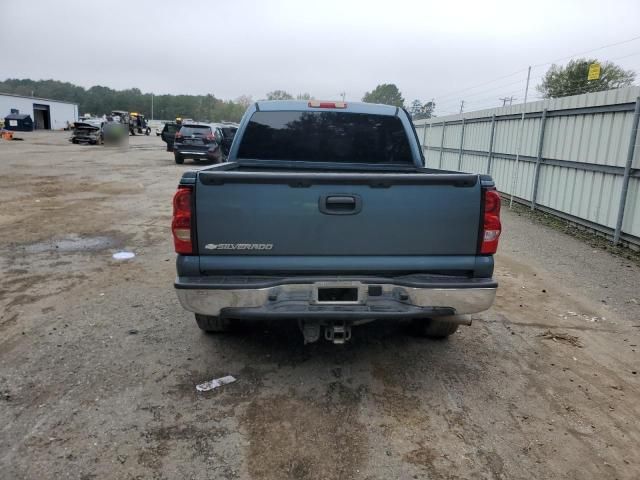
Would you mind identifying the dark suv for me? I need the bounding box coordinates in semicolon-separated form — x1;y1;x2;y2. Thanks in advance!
173;124;223;164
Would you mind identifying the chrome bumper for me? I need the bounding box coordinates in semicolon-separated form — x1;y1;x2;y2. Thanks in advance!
175;280;496;319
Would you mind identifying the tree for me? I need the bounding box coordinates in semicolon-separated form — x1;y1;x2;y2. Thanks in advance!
0;78;253;122
407;99;435;120
235;95;253;109
421;100;435;119
537;58;636;98
266;90;293;101
409;99;423;117
362;83;404;107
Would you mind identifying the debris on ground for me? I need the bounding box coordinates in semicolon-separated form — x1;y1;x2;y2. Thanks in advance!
113;251;135;260
538;330;582;347
196;375;237;392
560;312;604;322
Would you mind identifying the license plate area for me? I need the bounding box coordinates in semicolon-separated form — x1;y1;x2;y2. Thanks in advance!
318;287;357;302
312;282;366;305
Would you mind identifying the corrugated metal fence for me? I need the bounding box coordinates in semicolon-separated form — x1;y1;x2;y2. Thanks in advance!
414;86;640;247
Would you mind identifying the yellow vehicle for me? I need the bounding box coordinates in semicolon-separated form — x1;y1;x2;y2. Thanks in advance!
129;112;151;135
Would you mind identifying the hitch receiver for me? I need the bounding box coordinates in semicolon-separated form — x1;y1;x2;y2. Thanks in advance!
324;321;352;344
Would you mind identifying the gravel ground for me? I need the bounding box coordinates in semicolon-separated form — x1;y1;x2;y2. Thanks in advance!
1;131;639;480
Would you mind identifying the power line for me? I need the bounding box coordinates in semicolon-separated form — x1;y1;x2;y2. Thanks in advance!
532;34;640;68
436;75;535;103
609;51;640;62
433;68;530;102
437;87;528;111
431;34;640;106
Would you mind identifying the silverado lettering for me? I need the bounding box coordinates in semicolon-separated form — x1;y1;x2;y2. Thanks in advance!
204;243;274;250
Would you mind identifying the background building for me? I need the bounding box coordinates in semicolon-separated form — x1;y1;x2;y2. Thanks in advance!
0;93;78;130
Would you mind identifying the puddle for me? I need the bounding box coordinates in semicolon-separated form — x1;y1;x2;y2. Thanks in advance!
23;234;119;253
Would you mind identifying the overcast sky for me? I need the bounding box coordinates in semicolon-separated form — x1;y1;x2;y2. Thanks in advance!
2;0;639;114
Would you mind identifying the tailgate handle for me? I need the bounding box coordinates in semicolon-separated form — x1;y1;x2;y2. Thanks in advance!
319;194;362;215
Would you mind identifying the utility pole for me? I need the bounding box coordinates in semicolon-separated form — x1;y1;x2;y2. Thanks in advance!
339;92;346;101
459;100;465;114
499;96;515;107
510;66;532;209
151;93;154;120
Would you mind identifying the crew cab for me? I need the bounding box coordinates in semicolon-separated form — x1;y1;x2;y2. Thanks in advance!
172;100;501;343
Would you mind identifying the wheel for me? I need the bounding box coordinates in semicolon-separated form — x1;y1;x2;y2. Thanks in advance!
174;153;184;164
195;314;230;333
145;128;151;136
72;138;78;144
413;318;459;339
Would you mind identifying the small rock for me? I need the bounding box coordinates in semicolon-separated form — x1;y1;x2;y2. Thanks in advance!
127;329;139;335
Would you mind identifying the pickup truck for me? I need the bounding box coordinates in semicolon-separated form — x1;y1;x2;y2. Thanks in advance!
172;100;501;344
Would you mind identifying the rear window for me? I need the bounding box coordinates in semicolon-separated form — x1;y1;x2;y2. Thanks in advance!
179;125;211;136
164;123;180;134
236;111;413;164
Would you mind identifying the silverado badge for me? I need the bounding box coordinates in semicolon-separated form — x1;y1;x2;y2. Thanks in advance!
204;243;273;250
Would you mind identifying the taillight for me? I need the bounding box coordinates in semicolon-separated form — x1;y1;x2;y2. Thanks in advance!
480;188;502;254
172;187;193;254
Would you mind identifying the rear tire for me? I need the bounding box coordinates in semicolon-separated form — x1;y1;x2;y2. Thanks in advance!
413;318;459;339
195;314;230;333
174;153;184;164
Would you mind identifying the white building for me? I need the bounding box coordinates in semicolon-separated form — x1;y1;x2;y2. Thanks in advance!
0;92;78;130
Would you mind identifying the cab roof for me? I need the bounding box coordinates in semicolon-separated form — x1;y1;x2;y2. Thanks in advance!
254;100;399;116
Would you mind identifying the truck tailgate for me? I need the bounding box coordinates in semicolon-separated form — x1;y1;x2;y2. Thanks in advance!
194;171;481;257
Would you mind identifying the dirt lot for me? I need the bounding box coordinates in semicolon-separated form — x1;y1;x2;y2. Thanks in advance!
1;131;639;480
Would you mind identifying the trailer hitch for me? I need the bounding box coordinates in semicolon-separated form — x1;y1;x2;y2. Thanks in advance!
324;321;351;344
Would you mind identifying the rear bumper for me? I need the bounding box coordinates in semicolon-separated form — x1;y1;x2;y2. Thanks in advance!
174;145;219;159
174;276;497;320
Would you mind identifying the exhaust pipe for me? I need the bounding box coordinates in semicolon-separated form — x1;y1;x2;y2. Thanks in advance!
440;314;473;326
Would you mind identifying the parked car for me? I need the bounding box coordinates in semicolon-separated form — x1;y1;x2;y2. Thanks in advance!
160;122;181;151
218;123;238;156
172;100;502;344
173;124;223;164
70;121;103;145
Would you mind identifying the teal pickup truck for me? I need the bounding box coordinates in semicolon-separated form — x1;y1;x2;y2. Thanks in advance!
172;100;501;344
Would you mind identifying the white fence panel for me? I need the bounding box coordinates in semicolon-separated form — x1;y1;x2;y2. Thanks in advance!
415;86;640;246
